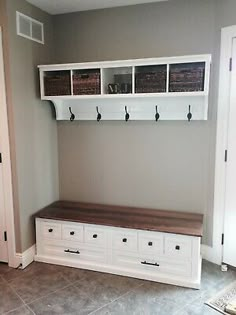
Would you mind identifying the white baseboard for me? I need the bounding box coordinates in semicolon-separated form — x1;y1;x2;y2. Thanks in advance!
15;244;36;269
201;244;222;265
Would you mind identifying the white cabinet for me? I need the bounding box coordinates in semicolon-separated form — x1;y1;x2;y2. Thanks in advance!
35;218;201;289
38;55;211;121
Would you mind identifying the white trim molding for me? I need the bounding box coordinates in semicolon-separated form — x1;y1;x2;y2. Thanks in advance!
16;245;36;269
211;25;236;266
0;27;19;268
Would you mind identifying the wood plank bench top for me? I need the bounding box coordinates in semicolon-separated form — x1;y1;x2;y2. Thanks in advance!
35;201;204;237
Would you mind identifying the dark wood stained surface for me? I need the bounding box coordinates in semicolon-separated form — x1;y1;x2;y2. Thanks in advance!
35;201;203;237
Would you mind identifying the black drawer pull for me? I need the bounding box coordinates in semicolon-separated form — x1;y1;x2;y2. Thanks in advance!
93;234;98;238
141;261;159;267
48;228;53;233
148;241;153;246
122;238;127;243
70;231;75;235
175;245;180;250
64;249;80;254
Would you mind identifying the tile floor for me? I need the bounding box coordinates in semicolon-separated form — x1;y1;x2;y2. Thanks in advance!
0;260;235;315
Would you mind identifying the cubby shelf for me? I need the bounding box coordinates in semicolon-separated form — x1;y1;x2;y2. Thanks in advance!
38;54;211;121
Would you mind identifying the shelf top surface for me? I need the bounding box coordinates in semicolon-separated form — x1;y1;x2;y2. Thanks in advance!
38;54;212;71
42;91;207;101
36;201;204;237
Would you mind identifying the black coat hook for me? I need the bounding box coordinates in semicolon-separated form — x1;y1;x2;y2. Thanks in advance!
96;106;102;122
125;106;130;122
155;105;160;121
187;105;192;122
69;107;75;122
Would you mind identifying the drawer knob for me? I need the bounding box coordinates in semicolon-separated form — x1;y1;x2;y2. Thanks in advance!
93;234;98;238
175;245;180;250
48;228;53;233
148;241;153;246
122;238;127;243
70;231;75;236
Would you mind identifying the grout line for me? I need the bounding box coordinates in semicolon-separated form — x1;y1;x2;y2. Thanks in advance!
1;277;33;314
87;283;145;315
25;304;36;315
172;291;206;315
1;267;72;312
3;306;29;315
26;282;73;305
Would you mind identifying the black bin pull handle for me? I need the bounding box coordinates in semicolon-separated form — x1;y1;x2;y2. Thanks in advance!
141;261;159;267
96;106;102;122
187;105;192;122
155;105;160;121
69;107;75;122
125;106;130;122
64;249;80;254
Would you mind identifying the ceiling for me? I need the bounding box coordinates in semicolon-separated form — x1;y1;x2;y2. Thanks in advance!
26;0;168;15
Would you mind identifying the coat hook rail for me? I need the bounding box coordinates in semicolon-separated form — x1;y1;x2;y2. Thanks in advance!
69;107;75;122
125;106;130;122
96;106;102;122
187;105;192;122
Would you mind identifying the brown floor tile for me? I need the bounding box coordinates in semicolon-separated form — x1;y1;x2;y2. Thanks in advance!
0;263;12;275
0;282;23;314
5;306;34;315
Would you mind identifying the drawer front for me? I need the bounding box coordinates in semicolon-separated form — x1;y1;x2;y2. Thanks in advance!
113;251;191;277
62;224;83;242
138;231;164;255
84;225;107;247
164;234;192;260
113;229;138;251
42;242;107;263
42;221;62;240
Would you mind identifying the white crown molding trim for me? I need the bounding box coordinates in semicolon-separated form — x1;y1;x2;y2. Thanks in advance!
16;244;36;269
26;0;168;15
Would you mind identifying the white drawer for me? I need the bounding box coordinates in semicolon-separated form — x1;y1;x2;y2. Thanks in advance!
138;231;164;255
164;234;192;260
112;229;137;251
42;242;107;263
62;223;83;242
42;221;61;240
84;225;107;247
113;251;192;277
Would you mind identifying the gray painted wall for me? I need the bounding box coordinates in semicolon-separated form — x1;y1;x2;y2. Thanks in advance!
53;0;225;245
6;0;59;252
5;0;236;251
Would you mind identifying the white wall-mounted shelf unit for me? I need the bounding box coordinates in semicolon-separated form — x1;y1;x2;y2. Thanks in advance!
38;55;211;121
